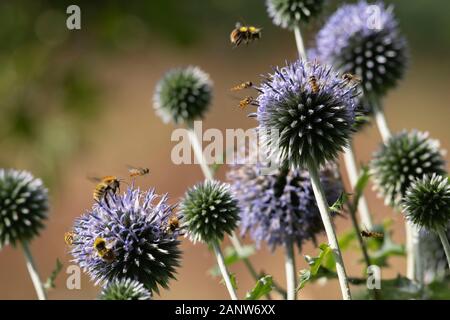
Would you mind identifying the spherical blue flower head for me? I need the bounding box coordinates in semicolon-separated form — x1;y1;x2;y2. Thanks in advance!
256;60;358;169
227;161;342;251
100;278;152;300
403;174;450;232
70;187;181;294
315;1;407;97
0;169;48;248
266;0;325;29
153;66;212;125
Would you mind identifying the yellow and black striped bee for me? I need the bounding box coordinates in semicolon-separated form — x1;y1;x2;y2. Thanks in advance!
342;73;362;85
93;237;116;263
166;215;180;234
64;231;75;246
230;81;253;91
360;229;384;239
308;75;320;94
230;23;262;47
238;96;258;109
89;176;121;205
127;165;150;178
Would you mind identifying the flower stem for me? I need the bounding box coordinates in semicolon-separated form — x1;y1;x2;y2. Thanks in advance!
284;240;297;300
187;124;213;180
343;145;374;230
371;97;391;144
307;159;352;300
436;227;450;270
21;241;47;300
294;25;307;60
405;221;416;281
212;241;238;300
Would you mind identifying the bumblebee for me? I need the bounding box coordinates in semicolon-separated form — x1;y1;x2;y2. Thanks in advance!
230;81;253;91
127;165;150;178
166;215;180;233
238;96;258;109
230;23;261;47
308;75;320;94
64;231;75;246
93;237;116;263
360;229;384;239
90;176;121;205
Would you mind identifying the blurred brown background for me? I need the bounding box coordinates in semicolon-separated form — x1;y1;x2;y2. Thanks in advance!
0;0;449;299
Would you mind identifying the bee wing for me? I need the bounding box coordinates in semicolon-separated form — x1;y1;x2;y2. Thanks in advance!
87;176;102;183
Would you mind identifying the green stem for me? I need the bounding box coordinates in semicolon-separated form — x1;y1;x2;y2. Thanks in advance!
212;242;238;300
307;159;352;300
343;145;374;230
436;227;450;270
22;241;47;300
284;240;297;300
294;25;307;60
371;96;391;144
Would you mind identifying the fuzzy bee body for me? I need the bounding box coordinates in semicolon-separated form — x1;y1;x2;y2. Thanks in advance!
308;76;320;94
230;23;261;47
128;166;150;178
166;215;180;233
238;96;258;109
93;237;116;263
91;176;121;204
360;229;384;239
64;231;74;246
230;81;253;91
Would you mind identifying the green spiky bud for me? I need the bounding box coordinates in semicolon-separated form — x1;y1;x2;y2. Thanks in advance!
266;0;325;29
99;278;152;300
403;174;450;232
153;66;212;125
0;169;48;248
181;180;239;244
370;130;446;209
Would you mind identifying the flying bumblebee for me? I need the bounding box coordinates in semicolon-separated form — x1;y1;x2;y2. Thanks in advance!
89;176;121;205
230;23;262;47
93;237;116;263
342;73;362;85
127;165;150;178
360;229;384;239
230;81;253;91
64;231;75;246
238;96;258;109
308;75;320;94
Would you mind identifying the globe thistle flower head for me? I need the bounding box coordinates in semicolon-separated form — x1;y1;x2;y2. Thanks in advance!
403;174;450;232
0;169;48;248
315;1;408;96
266;0;325;29
228;160;342;250
181;180;239;244
70;187;181;294
100;278;152;300
153;66;212;124
370;130;446;209
256;59;358;168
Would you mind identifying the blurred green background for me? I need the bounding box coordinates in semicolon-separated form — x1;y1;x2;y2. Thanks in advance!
0;0;449;299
